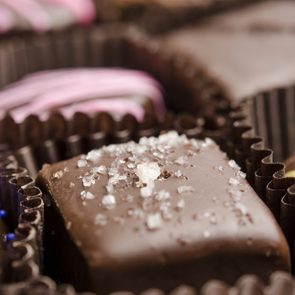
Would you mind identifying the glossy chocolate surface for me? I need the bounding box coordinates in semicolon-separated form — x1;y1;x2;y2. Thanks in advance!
163;1;295;101
37;132;290;293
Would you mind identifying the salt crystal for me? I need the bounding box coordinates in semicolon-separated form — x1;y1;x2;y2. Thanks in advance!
77;159;87;168
155;190;171;201
215;166;224;172
86;150;101;163
176;199;185;210
228;160;240;170
175;156;187;165
237;170;247;179
146;213;162;230
174;170;182;178
95;213;107;226
202;138;215;148
127;163;135;169
69;182;75;188
82;175;95;187
135;162;161;184
102;194;116;209
229;178;240;186
53;170;63;179
92;166;107;175
140;185;154;198
124;194;134;203
235;203;248;215
209;216;217;225
177;186;195;194
80;191;95;200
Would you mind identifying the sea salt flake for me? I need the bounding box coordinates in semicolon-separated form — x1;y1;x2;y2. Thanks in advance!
127;163;135;169
69;182;75;188
235;203;248;215
174;170;182;178
123;194;134;203
92;166;107;175
229;178;240;186
82;175;95;187
202;138;215;148
155;190;171;201
95;213;107;226
237;170;247;179
177;186;195;194
102;194;116;209
53;170;63;179
215;166;224;172
135;162;161;184
77;159;87;168
80;191;95;200
209;216;217;225
228;160;240;170
86;150;101;163
175;156;188;165
176;199;185;210
140;185;154;198
146;213;162;230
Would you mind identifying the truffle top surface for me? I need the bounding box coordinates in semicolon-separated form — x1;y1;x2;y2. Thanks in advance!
38;131;289;273
163;0;295;101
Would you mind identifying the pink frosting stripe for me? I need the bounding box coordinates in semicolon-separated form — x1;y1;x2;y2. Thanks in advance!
0;69;164;113
0;4;15;33
0;0;51;32
11;98;145;123
9;81;163;115
0;68;165;122
47;0;95;24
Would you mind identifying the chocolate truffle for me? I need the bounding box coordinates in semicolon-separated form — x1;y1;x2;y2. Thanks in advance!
0;68;164;123
0;0;95;33
163;0;295;102
37;132;290;293
99;0;258;34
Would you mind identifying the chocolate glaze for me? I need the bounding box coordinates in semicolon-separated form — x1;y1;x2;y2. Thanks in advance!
98;0;260;34
37;132;290;293
163;0;295;102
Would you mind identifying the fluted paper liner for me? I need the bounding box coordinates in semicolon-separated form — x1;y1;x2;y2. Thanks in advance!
227;99;295;273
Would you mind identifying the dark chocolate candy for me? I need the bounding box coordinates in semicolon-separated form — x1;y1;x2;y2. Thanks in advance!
163;0;295;102
37;132;290;293
98;0;260;34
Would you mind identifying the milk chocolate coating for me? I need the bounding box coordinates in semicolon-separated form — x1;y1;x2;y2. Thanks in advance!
37;132;290;293
163;0;295;102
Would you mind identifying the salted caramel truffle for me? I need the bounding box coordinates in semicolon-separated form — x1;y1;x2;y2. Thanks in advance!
37;132;290;293
163;1;295;102
0;68;164;123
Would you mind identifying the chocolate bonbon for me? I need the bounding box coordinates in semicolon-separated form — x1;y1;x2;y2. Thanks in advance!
98;0;260;34
0;68;165;123
37;132;290;293
163;0;295;103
